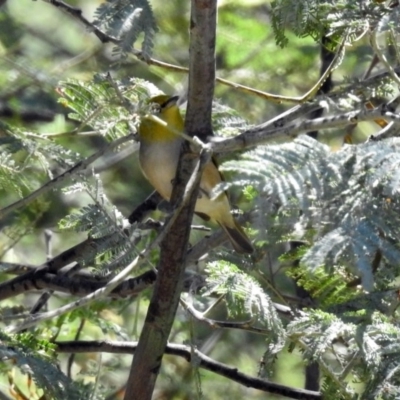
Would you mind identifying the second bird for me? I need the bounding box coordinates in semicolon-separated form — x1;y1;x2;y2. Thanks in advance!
137;95;253;254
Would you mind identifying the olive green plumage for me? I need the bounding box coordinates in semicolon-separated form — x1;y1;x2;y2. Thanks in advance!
138;95;253;254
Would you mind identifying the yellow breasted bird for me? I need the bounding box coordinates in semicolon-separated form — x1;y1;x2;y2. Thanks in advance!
138;95;253;254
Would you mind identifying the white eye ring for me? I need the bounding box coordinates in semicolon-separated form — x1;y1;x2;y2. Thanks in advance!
151;103;162;114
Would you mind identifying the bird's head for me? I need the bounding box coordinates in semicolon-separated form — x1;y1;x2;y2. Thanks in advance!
138;95;183;142
148;95;179;110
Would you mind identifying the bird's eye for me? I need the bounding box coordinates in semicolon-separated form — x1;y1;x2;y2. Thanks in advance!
150;102;162;114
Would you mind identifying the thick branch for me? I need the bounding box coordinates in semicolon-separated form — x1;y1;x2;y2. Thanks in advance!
0;237;100;300
185;0;216;141
124;149;210;399
0;211;238;301
7;252;144;333
0;268;156;301
124;1;217;397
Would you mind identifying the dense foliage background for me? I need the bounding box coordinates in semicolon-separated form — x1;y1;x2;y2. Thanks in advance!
1;0;400;399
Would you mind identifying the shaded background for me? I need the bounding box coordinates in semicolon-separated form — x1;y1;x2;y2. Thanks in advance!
0;0;373;398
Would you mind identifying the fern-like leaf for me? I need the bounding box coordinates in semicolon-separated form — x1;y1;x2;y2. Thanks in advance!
0;331;88;400
204;261;284;344
93;0;158;59
224;136;400;290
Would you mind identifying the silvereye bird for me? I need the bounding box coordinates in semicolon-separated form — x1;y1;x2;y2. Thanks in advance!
138;95;253;254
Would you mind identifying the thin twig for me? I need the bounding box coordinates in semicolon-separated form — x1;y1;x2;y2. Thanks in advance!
6;151;216;333
41;0;343;105
180;298;271;335
370;29;400;86
0;133;134;219
67;318;86;378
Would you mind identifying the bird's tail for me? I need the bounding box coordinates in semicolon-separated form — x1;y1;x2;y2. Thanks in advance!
219;219;254;254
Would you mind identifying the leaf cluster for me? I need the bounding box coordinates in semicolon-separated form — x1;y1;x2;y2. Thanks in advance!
271;0;388;47
93;0;158;59
0;331;89;400
4;0;400;398
224;135;400;291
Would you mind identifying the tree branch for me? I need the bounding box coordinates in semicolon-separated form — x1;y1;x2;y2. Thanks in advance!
128;191;162;223
0;266;157;304
0;133;134;219
0;207;243;302
0;231;131;301
211;107;400;154
44;0;119;44
7;252;142;332
123;148;211;399
185;0;216;141
56;340;321;400
124;1;217;397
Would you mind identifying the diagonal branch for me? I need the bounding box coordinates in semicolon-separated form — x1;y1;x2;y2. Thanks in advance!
0;133;133;219
0;208;242;302
39;0;340;105
43;0;119;44
6;254;142;333
0;265;157;304
0;232;127;301
211;107;400;154
124;147;211;399
6;147;214;332
124;1;217;398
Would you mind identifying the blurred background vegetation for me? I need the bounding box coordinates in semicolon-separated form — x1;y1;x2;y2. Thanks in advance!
0;0;378;398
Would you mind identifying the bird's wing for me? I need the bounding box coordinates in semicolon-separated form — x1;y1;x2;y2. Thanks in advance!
200;161;224;198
